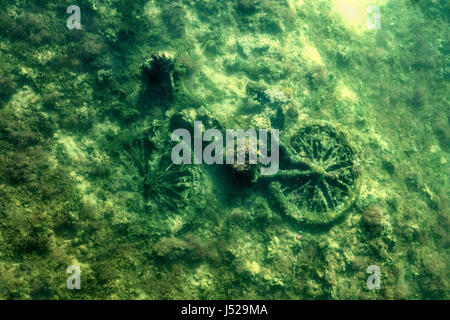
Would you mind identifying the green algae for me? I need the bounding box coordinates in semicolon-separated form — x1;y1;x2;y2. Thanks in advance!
0;0;448;300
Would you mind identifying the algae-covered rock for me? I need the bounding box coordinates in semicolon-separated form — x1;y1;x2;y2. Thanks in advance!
246;81;291;109
362;205;384;234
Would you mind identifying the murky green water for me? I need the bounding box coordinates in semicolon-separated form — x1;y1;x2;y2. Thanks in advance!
0;0;448;299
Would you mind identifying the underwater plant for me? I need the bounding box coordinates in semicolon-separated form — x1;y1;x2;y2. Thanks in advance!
262;120;360;225
141;51;176;91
